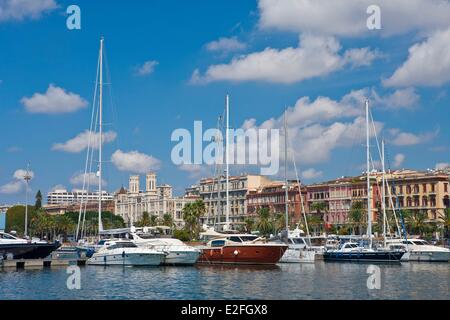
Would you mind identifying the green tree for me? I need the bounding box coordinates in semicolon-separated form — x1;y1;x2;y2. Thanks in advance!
5;205;38;236
244;217;255;233
162;213;174;227
136;212;151;227
182;200;205;240
306;214;323;235
35;190;42;210
444;208;450;239
255;207;274;237
349;201;365;235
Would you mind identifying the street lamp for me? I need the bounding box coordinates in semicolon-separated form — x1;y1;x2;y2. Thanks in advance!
23;164;32;238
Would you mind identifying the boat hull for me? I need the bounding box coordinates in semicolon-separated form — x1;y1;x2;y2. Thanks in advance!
87;252;165;266
198;245;287;265
323;250;405;262
401;251;450;262
164;250;200;265
279;248;315;263
0;242;61;260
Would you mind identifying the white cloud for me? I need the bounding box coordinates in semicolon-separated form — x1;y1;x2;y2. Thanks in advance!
50;184;66;192
393;153;405;168
21;84;87;114
258;0;450;37
70;172;106;187
0;181;23;194
191;35;380;84
389;128;438;146
206;37;246;53
177;164;212;179
301;168;323;179
343;48;382;67
111;150;161;174
135;60;159;76
13;169;34;180
372;88;419;110
384;27;450;87
0;169;34;194
0;0;58;22
52;130;117;153
435;162;449;170
283;88;366;126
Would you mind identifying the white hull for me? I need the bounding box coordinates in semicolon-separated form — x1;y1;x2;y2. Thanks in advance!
88;252;165;266
401;251;450;262
164;250;201;265
279;248;315;263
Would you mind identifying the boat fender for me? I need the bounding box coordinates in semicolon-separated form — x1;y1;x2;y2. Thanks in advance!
233;250;239;256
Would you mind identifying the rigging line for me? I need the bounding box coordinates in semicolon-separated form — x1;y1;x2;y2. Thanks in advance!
284;116;311;240
82;82;101;239
77;48;100;241
369;108;401;236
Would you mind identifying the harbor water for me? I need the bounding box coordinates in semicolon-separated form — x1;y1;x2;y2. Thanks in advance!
0;262;448;300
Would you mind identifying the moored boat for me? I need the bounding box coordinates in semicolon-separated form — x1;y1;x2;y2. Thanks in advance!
323;242;404;262
198;234;287;265
385;238;450;262
0;232;61;260
87;240;166;266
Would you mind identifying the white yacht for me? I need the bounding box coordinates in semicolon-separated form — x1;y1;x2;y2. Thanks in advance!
278;228;316;263
385;238;450;262
131;234;201;265
87;240;166;266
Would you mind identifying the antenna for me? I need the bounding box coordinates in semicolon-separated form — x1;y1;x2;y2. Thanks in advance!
23;163;32;238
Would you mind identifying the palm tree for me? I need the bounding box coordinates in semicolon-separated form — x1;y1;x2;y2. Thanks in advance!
306;214;323;235
162;213;174;227
310;201;327;234
255;207;274;237
244;217;255;233
444;208;450;239
349;201;365;235
135;212;151;227
410;210;428;236
273;213;286;234
182;200;205;240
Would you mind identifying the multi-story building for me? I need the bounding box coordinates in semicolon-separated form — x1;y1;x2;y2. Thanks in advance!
378;169;449;222
247;181;308;224
47;189;113;205
114;173;200;228
199;174;272;226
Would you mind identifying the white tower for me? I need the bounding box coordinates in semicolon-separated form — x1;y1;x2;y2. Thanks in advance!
129;175;140;194
146;172;157;192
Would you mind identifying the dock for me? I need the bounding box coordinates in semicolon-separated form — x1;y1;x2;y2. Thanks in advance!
1;258;87;269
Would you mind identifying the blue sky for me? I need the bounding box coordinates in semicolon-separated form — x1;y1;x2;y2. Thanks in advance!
0;0;449;203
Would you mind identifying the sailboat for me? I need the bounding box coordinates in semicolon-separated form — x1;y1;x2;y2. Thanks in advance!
323;100;405;262
197;95;288;265
276;110;315;263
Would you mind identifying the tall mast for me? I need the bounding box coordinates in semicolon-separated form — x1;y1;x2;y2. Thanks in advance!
98;37;104;233
366;99;372;247
284;109;289;232
381;139;387;247
23;163;31;238
225;94;230;229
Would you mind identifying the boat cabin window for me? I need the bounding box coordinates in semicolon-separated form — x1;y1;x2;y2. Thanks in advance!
227;236;242;243
412;240;427;245
292;238;306;245
344;243;359;248
239;236;258;242
0;233;17;240
210;240;226;247
107;242;137;250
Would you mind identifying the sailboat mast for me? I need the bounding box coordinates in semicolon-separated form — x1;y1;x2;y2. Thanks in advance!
98;37;104;233
366;99;372;247
225;94;230;228
381;139;387;247
284;109;289;232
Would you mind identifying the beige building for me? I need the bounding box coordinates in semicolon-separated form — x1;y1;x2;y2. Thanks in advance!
114;173;199;228
378;169;449;222
199;174;273;226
